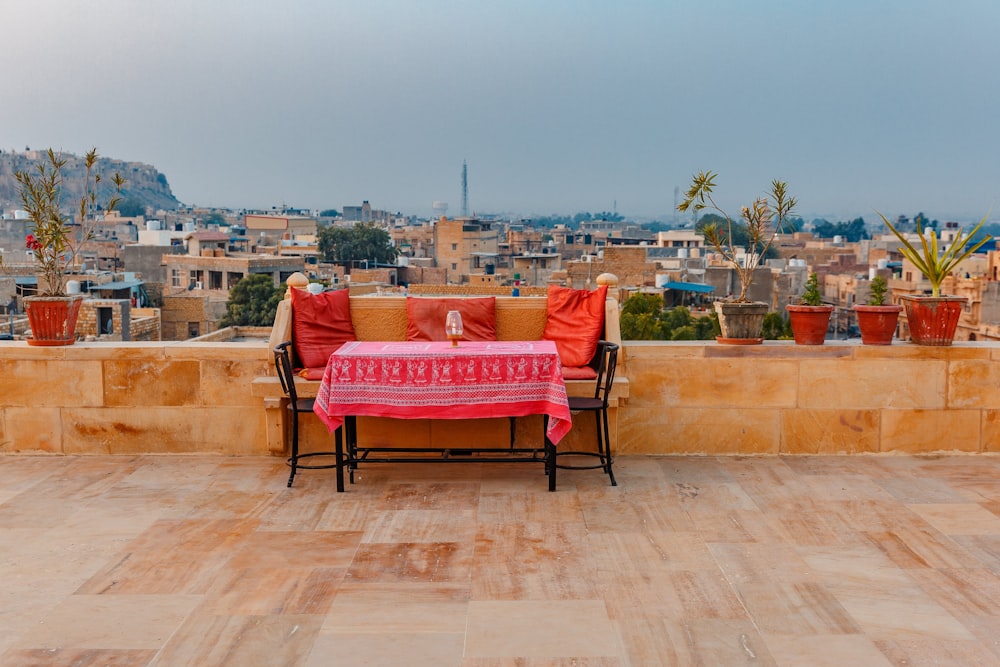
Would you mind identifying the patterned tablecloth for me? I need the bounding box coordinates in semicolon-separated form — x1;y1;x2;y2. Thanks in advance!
314;340;572;445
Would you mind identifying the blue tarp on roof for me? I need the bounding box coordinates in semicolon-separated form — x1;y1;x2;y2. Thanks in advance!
663;281;715;294
90;280;143;291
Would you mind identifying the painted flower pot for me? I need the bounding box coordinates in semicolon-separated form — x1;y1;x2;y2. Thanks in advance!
853;304;903;345
23;295;83;346
714;301;768;344
900;295;965;346
785;304;834;345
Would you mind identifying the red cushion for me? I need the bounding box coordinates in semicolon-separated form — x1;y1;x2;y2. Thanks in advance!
291;288;357;369
561;365;598;380
542;284;607;368
297;367;326;381
406;297;497;342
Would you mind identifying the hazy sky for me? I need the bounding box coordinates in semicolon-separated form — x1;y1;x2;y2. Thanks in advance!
5;0;1000;222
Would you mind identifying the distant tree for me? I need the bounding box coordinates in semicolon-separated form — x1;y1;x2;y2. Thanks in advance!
621;292;662;316
620;295;716;340
762;312;791;339
318;223;398;265
116;197;146;217
219;274;283;327
203;212;226;226
813;217;869;242
320;209;340;217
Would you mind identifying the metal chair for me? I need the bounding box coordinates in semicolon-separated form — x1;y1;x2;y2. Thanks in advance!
555;340;618;485
274;341;338;487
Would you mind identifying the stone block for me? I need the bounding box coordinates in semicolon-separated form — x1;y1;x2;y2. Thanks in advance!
430;418;510;450
62;407;267;455
798;359;947;409
104;359;202;407
780;409;880;454
880;409;981;453
2;407;61;453
619;406;780;455
0;359;103;408
627;353;797;409
201;359;272;407
983;411;1000;453
948;360;1000;409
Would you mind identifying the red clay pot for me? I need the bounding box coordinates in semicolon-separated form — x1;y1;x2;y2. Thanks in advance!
853;304;903;345
24;295;83;346
785;304;834;345
900;295;965;346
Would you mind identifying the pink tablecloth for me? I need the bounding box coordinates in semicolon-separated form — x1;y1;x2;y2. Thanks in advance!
314;340;572;444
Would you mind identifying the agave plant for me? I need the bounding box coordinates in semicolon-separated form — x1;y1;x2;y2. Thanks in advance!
877;211;992;297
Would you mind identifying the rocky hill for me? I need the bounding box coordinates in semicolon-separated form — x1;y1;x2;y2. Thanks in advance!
0;149;182;213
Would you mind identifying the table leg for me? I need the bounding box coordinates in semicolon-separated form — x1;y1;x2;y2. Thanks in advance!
335;425;345;492
544;415;556;491
347;415;357;485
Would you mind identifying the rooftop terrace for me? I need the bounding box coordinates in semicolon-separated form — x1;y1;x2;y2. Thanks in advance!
2;454;1000;665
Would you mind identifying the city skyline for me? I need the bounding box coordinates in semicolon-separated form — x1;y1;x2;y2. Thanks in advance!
4;1;1000;223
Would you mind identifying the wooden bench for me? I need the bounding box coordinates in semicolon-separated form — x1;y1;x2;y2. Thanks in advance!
251;274;628;456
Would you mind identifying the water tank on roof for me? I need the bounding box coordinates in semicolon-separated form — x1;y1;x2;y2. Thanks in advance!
66;280;81;295
655;274;669;288
678;248;689;258
147;220;161;231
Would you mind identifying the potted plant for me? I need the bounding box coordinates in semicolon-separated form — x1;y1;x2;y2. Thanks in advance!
678;170;797;343
853;274;902;345
786;272;834;345
878;211;991;345
5;148;124;345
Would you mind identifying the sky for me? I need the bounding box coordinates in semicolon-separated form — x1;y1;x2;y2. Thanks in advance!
4;0;1000;223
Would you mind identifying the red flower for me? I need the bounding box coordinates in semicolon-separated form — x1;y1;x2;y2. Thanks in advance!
25;234;35;248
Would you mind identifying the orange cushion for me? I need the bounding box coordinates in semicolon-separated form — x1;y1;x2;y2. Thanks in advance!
542;284;607;367
406;297;497;342
291;288;357;369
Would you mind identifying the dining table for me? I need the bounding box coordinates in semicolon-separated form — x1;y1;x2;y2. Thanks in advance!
314;339;573;491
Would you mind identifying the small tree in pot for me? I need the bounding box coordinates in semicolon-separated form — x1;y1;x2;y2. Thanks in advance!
2;148;124;345
853;274;902;345
678;170;796;343
786;272;834;345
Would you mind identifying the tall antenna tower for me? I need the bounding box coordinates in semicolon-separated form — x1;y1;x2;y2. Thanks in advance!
461;160;469;217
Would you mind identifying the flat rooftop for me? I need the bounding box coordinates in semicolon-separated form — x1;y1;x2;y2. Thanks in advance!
2;454;1000;665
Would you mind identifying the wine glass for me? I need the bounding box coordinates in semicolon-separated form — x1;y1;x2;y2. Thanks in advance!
445;310;463;347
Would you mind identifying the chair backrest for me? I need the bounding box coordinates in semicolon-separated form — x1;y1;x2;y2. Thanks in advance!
593;341;619;406
273;341;299;403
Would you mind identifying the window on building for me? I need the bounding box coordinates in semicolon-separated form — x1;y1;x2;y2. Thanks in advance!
171;268;181;288
451;263;457;271
97;307;113;335
209;271;223;290
188;322;200;338
452;244;458;251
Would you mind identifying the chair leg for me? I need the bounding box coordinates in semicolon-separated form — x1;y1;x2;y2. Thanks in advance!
601;408;616;486
286;413;299;488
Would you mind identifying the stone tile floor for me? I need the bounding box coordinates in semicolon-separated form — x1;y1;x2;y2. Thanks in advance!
2;454;1000;666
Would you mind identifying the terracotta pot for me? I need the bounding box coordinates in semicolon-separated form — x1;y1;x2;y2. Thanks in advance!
853;304;903;345
714;301;768;344
23;295;84;346
900;295;965;346
785;305;834;345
